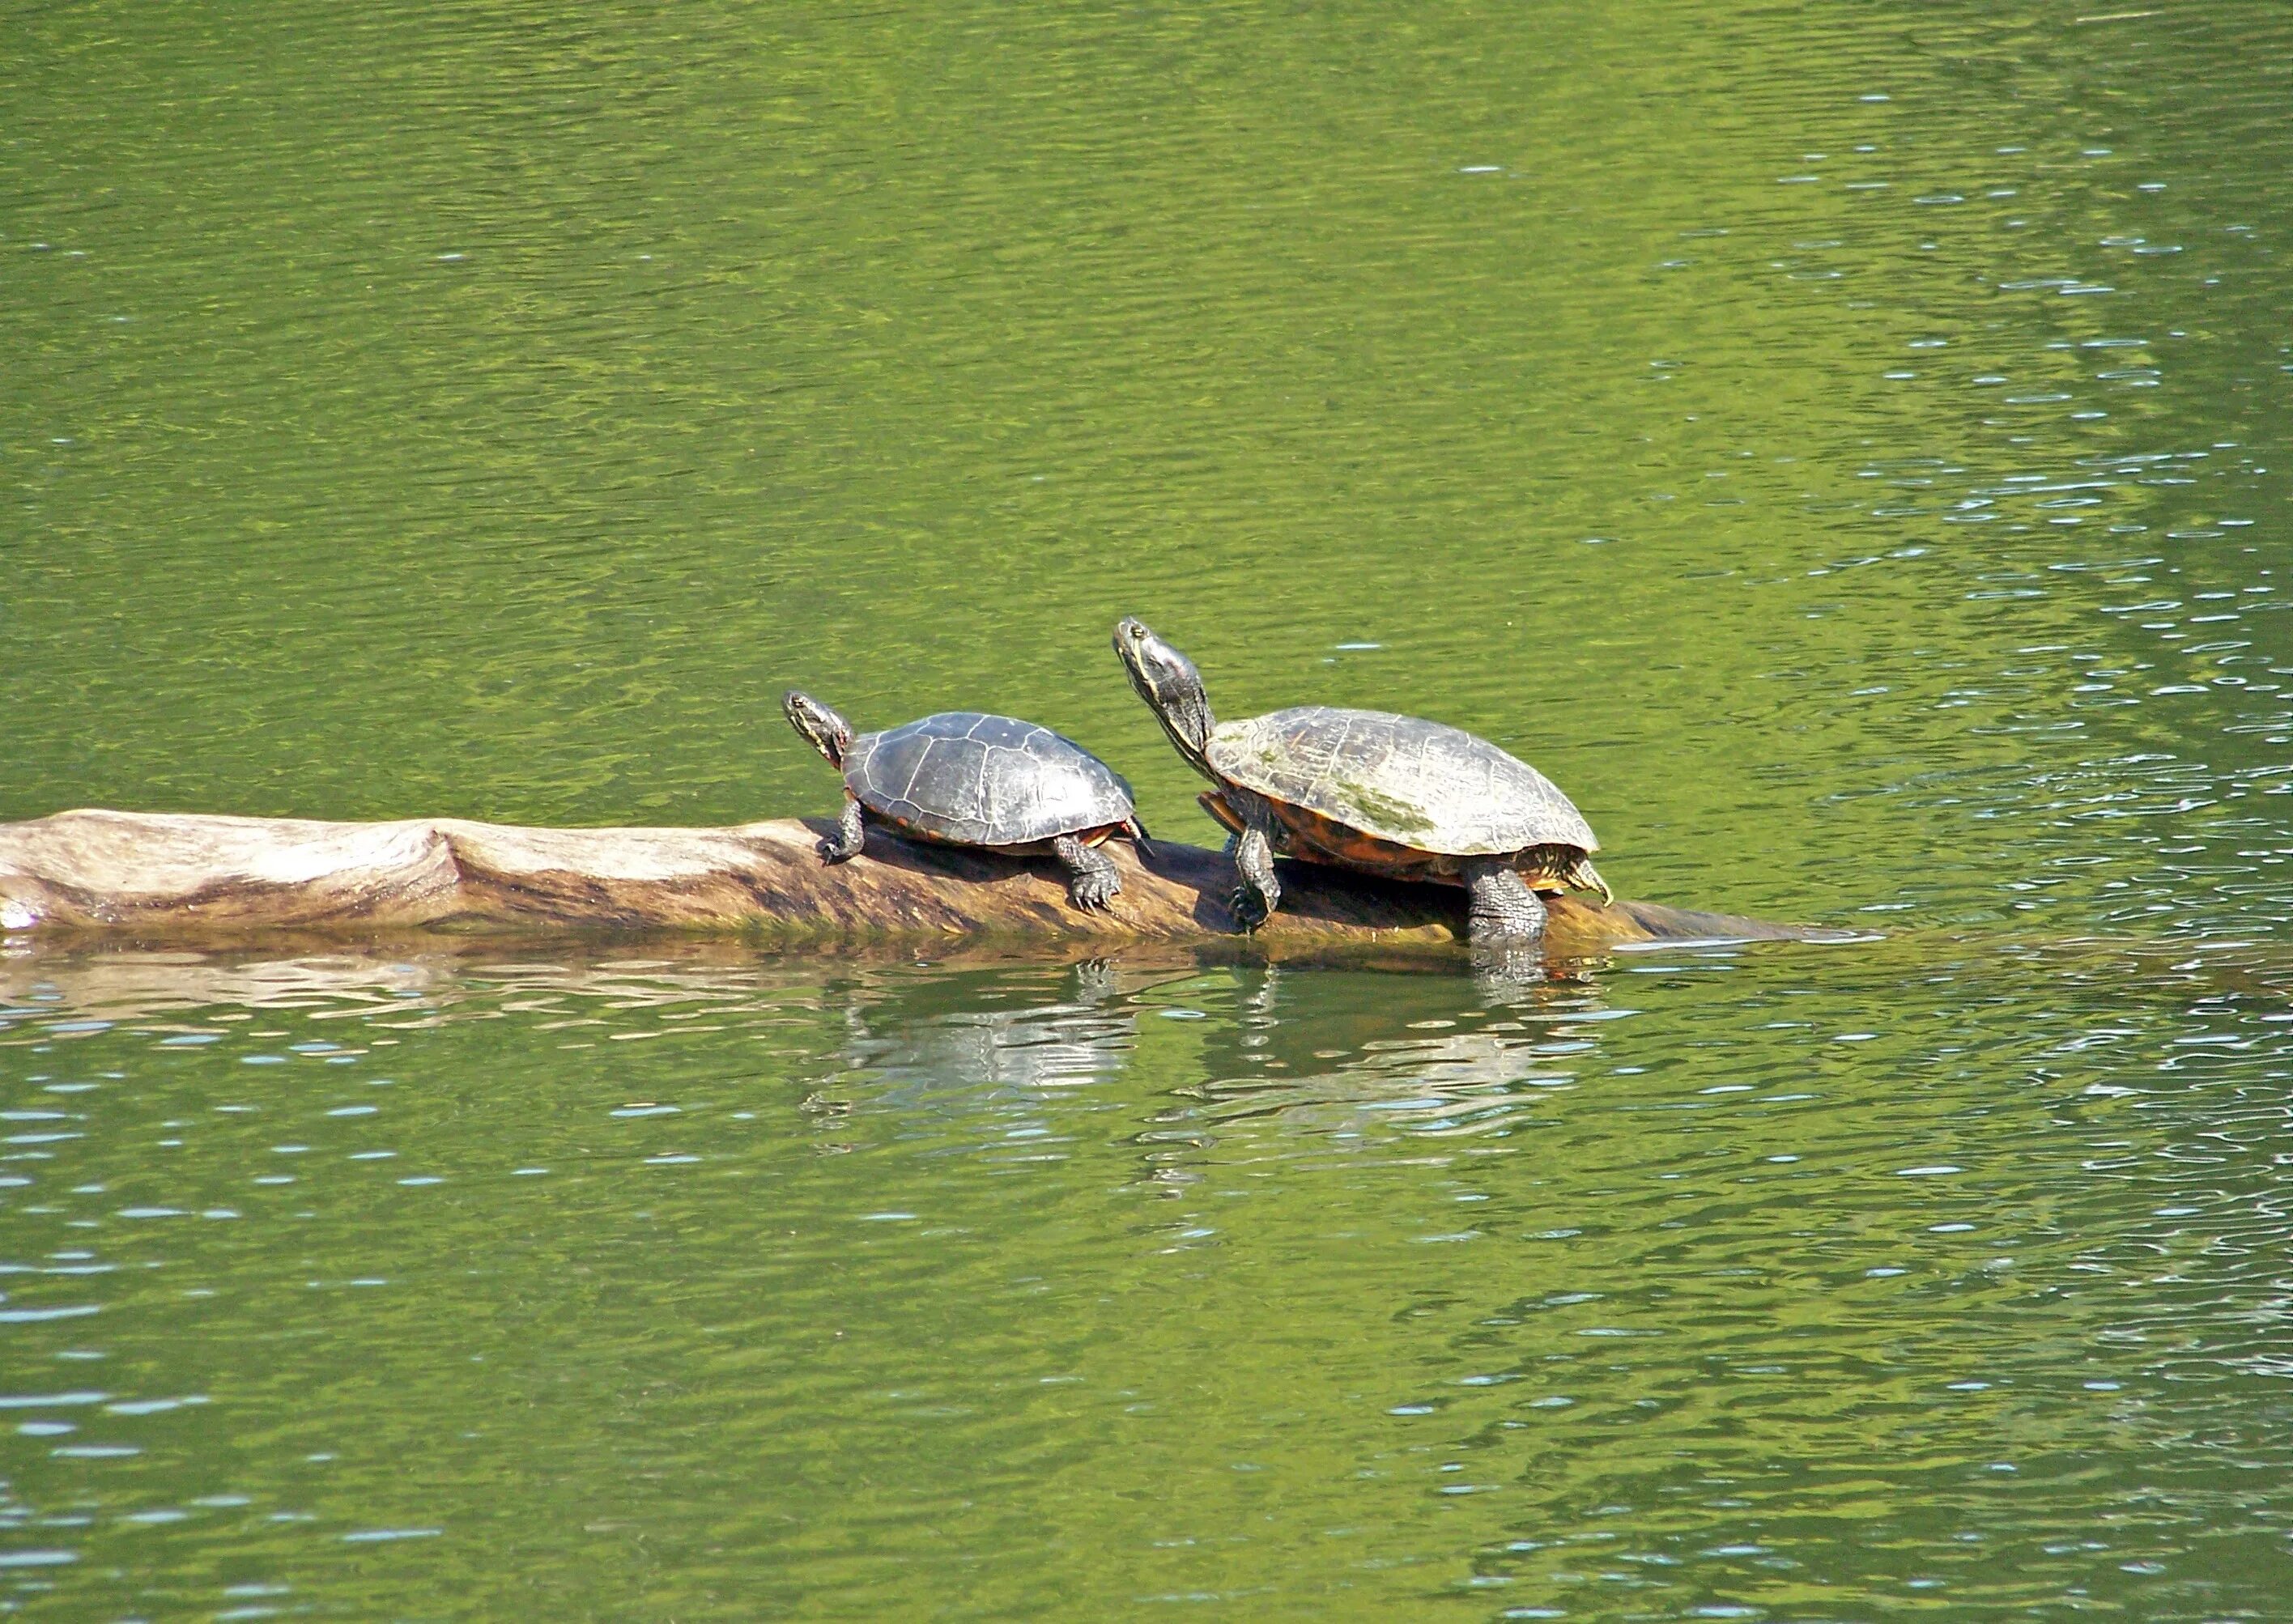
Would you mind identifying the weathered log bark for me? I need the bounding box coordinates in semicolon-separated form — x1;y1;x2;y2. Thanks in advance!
0;808;1848;954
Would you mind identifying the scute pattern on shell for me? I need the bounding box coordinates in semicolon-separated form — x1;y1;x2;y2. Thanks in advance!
1204;706;1597;857
845;712;1137;848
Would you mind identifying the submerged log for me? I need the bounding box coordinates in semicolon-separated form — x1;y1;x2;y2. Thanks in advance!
0;808;1848;955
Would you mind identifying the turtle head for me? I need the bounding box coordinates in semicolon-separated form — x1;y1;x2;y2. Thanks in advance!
782;691;854;768
1114;618;1215;767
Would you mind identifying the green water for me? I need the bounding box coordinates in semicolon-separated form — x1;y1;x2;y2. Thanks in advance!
7;0;2293;1616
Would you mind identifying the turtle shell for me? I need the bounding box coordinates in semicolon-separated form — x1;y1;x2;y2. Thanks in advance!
1203;706;1597;858
844;712;1136;849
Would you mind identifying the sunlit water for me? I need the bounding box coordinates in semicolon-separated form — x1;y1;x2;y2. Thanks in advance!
5;940;2293;1618
6;0;2293;1616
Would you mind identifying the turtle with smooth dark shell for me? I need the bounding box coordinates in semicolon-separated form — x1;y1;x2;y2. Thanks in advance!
1110;619;1610;942
784;692;1146;912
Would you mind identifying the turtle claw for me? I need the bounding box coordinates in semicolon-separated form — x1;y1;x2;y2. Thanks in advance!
816;839;854;865
1069;873;1119;912
1053;833;1122;913
1229;886;1270;933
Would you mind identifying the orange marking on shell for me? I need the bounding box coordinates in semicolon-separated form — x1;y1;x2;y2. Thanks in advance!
1198;791;1246;836
1271;803;1445;878
1266;803;1580;894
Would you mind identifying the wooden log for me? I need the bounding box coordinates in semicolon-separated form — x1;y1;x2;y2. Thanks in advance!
0;808;1850;954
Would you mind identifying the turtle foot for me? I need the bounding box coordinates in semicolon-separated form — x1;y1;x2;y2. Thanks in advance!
1053;832;1122;913
1068;870;1120;912
817;800;866;865
1229;886;1271;933
1227;823;1280;933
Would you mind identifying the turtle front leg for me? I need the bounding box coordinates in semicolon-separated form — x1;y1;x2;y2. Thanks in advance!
1463;860;1547;944
1231;822;1281;932
1052;833;1121;912
817;796;866;864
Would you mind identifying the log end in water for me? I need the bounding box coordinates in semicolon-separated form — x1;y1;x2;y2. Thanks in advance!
0;808;1855;956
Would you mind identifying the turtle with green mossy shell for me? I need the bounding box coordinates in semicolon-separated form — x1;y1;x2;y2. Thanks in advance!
1110;619;1610;943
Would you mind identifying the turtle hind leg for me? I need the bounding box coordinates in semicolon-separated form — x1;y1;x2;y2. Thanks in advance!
1231;823;1280;932
1464;860;1547;944
1053;833;1121;912
818;797;866;864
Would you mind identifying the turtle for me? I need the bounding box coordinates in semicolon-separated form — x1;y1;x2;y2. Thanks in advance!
1111;618;1610;943
783;691;1147;912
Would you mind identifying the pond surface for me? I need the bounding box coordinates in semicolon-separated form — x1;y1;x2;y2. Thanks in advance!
6;0;2293;1617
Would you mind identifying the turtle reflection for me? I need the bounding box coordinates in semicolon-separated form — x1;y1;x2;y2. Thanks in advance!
830;959;1141;1111
1147;963;1626;1150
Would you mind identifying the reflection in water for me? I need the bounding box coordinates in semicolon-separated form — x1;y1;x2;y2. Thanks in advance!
5;937;2293;1615
834;959;1138;1103
1173;963;1622;1145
